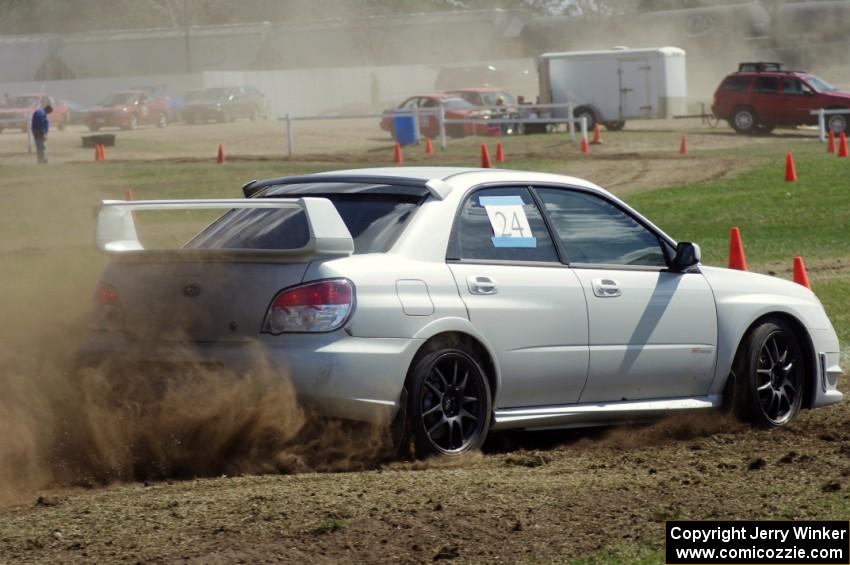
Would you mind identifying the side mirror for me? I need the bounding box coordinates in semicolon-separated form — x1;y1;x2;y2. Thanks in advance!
670;241;701;272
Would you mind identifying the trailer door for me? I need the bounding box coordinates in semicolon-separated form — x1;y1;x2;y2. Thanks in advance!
618;58;652;119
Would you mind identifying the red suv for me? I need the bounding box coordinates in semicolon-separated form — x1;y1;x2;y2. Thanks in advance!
712;63;850;135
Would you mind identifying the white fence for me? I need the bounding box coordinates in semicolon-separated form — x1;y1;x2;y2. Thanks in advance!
279;103;582;157
812;108;850;142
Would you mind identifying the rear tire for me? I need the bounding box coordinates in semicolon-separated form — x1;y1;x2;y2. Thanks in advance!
733;319;804;428
573;106;598;130
730;106;758;134
604;120;625;131
408;347;492;458
156;113;168;128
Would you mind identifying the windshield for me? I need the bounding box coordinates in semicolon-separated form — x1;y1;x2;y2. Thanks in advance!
101;93;138;106
7;96;40;108
186;186;423;253
441;98;474;109
804;75;836;92
185;88;230;102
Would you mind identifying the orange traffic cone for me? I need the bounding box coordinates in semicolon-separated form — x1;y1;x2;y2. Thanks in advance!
728;227;748;271
495;142;504;163
793;256;811;289
217;144;225;164
480;144;492;168
580;136;589;154
424;137;434;155
679;134;688;155
393;143;404;164
590;123;603;145
838;132;848;158
785;152;797;182
827;130;836;154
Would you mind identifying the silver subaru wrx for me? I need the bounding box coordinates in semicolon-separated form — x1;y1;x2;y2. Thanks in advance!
82;167;842;457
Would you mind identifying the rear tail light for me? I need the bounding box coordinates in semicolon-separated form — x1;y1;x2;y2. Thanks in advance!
91;281;124;331
262;279;354;334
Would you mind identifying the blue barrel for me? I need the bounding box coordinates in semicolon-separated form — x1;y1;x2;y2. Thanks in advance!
393;115;417;146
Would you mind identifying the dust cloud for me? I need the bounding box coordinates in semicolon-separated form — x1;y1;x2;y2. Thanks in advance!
0;251;394;505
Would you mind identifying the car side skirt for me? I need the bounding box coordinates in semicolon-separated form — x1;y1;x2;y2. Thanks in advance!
491;395;723;431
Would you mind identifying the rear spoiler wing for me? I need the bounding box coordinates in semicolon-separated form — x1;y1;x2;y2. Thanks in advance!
96;197;354;260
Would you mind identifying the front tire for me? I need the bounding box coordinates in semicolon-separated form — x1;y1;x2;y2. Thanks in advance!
733;319;804;427
827;111;848;134
156;113;168;128
604;120;625;131
408;348;492;458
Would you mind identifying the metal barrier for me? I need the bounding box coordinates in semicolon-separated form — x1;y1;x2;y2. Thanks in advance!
811;108;850;142
278;103;580;157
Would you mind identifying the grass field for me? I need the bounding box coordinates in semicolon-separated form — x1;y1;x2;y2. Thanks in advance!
0;122;848;563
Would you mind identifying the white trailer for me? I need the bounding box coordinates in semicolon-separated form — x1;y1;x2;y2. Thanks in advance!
538;46;687;130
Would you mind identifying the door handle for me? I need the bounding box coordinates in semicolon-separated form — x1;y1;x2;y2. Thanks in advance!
591;278;621;298
467;275;498;295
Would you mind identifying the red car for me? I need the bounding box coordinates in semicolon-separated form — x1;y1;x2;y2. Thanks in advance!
87;90;171;131
380;94;500;139
0;94;70;133
712;63;850;135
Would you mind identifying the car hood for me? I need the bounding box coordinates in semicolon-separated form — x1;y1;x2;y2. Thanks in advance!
822;90;850;102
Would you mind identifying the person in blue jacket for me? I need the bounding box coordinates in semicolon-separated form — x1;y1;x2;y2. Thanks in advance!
31;103;53;164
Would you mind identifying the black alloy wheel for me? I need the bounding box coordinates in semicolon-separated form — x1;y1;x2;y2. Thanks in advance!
409;348;491;457
735;319;804;427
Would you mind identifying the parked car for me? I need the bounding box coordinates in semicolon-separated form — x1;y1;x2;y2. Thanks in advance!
712;62;850;134
0;94;70;133
131;85;183;123
84;167;842;458
380;94;499;139
63;99;90;126
446;88;524;135
87;90;171;131
182;86;270;124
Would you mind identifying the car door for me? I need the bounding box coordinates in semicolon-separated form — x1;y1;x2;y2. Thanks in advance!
751;75;780;124
137;93;150;124
780;76;819;124
447;186;590;408
535;187;717;403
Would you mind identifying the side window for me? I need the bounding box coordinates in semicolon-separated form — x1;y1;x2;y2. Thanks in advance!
781;78;804;95
450;187;558;263
401;98;418;109
753;76;779;94
723;76;752;92
536;188;667;267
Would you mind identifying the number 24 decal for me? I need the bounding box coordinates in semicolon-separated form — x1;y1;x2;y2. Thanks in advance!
493;211;527;237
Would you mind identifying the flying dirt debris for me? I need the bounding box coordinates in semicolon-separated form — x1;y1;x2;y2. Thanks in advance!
0;331;396;502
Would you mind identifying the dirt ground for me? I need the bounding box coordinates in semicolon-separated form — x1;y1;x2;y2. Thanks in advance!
0;388;848;564
0;119;844;564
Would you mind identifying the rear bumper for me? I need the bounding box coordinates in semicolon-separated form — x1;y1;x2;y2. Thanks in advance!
79;332;423;423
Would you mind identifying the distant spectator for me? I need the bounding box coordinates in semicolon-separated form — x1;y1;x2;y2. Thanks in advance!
31;103;53;164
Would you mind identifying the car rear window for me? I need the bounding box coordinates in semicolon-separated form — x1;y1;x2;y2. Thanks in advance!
723;76;752;92
186;190;422;254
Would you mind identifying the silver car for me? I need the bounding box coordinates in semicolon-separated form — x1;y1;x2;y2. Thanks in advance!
84;167;843;457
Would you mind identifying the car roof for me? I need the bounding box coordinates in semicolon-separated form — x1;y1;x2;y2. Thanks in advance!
446;87;506;93
246;167;604;199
